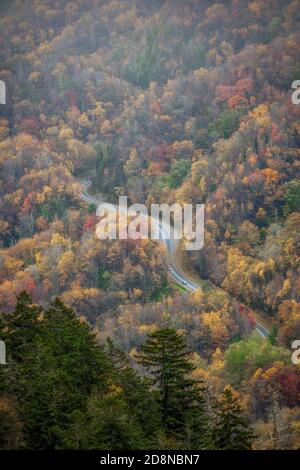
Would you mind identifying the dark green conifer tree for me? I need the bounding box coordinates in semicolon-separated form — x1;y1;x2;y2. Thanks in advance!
2;291;42;362
4;296;111;449
136;328;210;448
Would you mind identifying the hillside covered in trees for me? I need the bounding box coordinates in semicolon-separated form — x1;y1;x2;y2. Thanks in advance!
0;0;300;450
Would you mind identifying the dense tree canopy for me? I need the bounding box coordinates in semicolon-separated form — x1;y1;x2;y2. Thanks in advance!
0;0;299;449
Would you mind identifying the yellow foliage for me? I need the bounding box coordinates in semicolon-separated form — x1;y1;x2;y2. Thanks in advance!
262;168;279;183
202;311;230;341
250;104;271;128
59;126;74;139
78;113;90;128
248;1;263;15
29;71;41;82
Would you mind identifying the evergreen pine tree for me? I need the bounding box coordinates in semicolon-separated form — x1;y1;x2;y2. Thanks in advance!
106;337;161;447
3;291;42;362
62;389;146;450
136;328;210;448
6;295;111;449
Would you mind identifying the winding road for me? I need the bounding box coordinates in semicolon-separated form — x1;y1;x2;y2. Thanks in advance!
80;179;269;339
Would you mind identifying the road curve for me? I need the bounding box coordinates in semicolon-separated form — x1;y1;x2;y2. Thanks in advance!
80;179;269;339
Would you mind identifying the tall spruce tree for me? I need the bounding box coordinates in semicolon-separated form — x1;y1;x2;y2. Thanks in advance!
62;388;146;450
4;295;111;449
107;338;161;446
61;339;160;450
212;386;254;450
136;328;210;448
2;291;42;362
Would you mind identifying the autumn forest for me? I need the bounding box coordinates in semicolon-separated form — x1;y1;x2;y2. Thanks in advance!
0;0;300;451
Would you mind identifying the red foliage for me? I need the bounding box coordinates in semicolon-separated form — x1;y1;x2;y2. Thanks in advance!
275;368;300;407
16;117;40;135
17;278;37;298
82;214;98;232
21;193;34;215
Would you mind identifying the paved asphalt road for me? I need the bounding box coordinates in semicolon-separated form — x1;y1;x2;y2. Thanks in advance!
80;180;269;339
